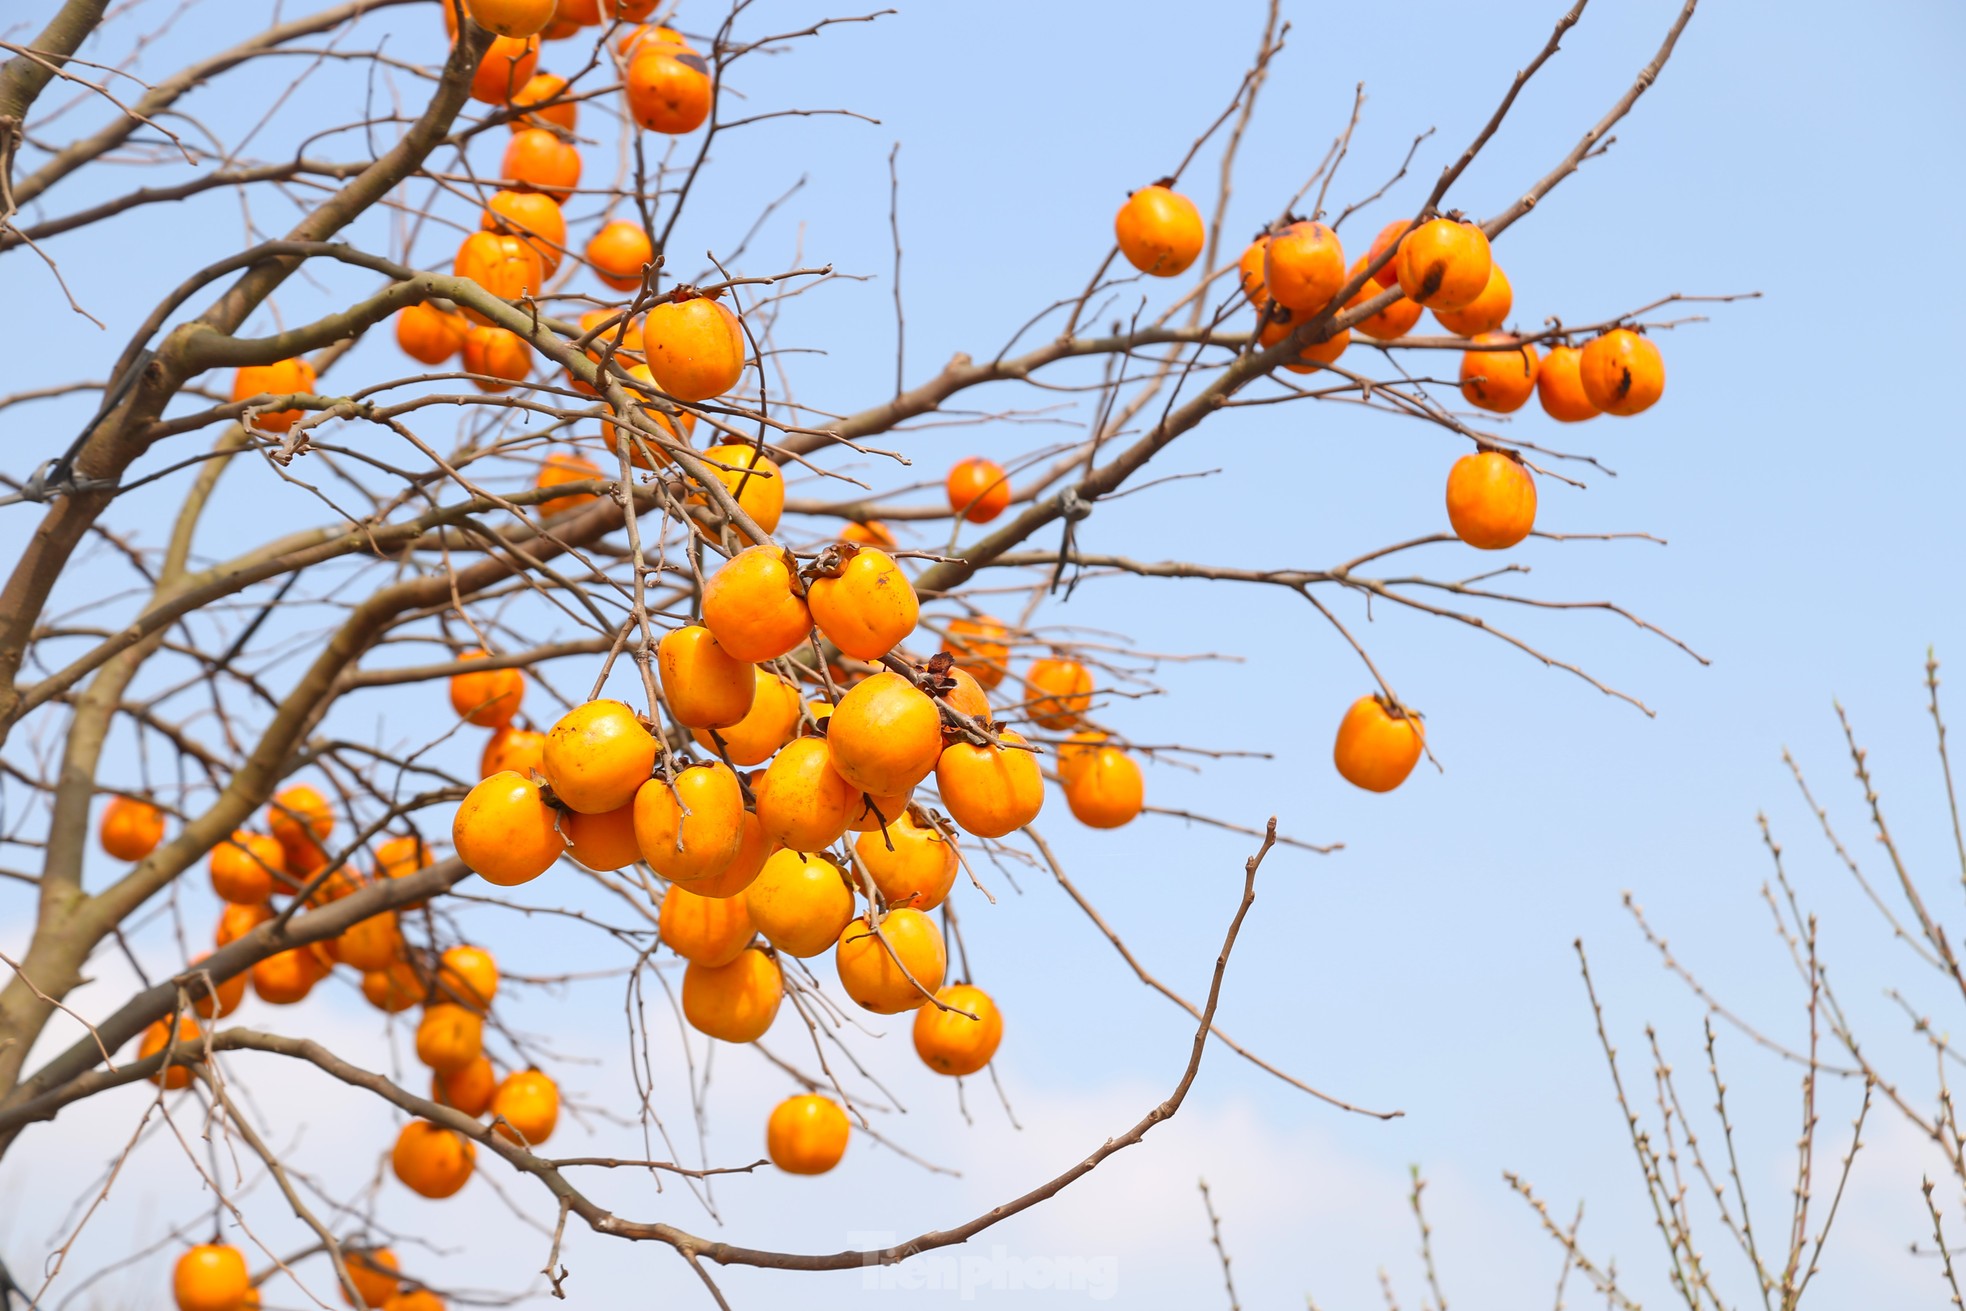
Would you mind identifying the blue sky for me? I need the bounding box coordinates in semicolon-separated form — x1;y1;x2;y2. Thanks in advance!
3;1;1965;1307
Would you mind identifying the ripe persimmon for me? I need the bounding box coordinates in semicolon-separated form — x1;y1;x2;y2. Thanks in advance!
657;625;755;729
1344;259;1423;341
375;833;432;912
439;945;500;1010
746;850;855;958
1446;449;1536;550
913;983;1003;1076
480;726;546;779
452;771;563;886
806;546;918;661
1237;234;1270;305
683;808;773;898
140;1014;201;1089
941;667;991;723
854;812;958;912
1579;328;1665;417
625;46;714;134
215;900;272;947
336;908;403;972
691;443;784;540
1056;729;1108;785
231;357;316;433
701;546;811;662
944;614;1010;689
1535;344;1601;423
682;947;782;1042
569;308;645;394
1364;218;1409;288
1432;262;1512;338
600;363;695;461
660;883;756;965
1395;217;1493;310
535;450;603;518
945;456;1009;524
392;1120;476;1199
396;303;469;365
173;1244;250;1311
1332;694;1425;793
1114;183;1204;277
1063;744;1144;829
342;1249;401;1309
466;0;556;38
501;127;581;200
99;795;165;861
645;292;745;401
433;1056;497;1118
840;520;897;549
252;945;328;1005
936;731;1045;838
766;1093;850;1174
452;231;544;323
543;699;656;813
693;668;800;765
449;650;525;728
268;785;334;871
468;34;539;106
492;1069;560;1145
586;219;653;290
835;908;946;1014
364;960;426;1013
481;188;566;275
826;672;942;796
462;325;531;393
754;736;859;853
1257;308;1350;373
845;785;913;834
1263;219;1346;314
184;953;246;1020
417;1004;485;1074
1024;657;1092;729
510;71;575;131
1459;333;1539;414
562;802;639;870
633;764;746;881
615;20;688;55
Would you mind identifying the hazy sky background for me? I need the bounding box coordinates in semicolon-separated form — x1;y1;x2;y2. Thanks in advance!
3;1;1965;1307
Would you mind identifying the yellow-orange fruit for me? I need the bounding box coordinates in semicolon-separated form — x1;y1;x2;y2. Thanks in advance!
542;700;657;814
1062;745;1144;829
1445;450;1536;550
1332;695;1425;793
448;649;525;728
100;796;166;861
766;1093;850;1174
681;946;781;1042
1459;333;1540;414
587;220;654;291
806;547;918;661
1432;262;1512;338
693;669;800;766
439;944;500;1010
944;614;1010;689
391;1120;476;1198
1114;183;1204;277
854;812;958;912
825;671;942;796
745;850;855;958
432;1056;497;1118
1263;219;1346;314
1395;218;1493;310
1024;657;1092;729
535;450;603;518
835;908;946;1014
625;46;713;134
753;736;858;853
231;357;316;433
453;772;563;886
657;625;756;729
416;1004;485;1074
481;727;546;780
173;1243;250;1311
491;1068;560;1145
633;764;746;882
396;302;469;365
140;1014;202;1090
1579;328;1665;417
701;546;811;663
913;983;1003;1076
563;802;641;871
644;294;745;402
210;830;283;905
936;731;1045;839
682;808;773;898
690;443;784;541
1536;344;1601;423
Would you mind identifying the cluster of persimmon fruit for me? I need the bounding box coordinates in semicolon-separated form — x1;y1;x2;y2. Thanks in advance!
1114;179;1669;795
110;765;550;1310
